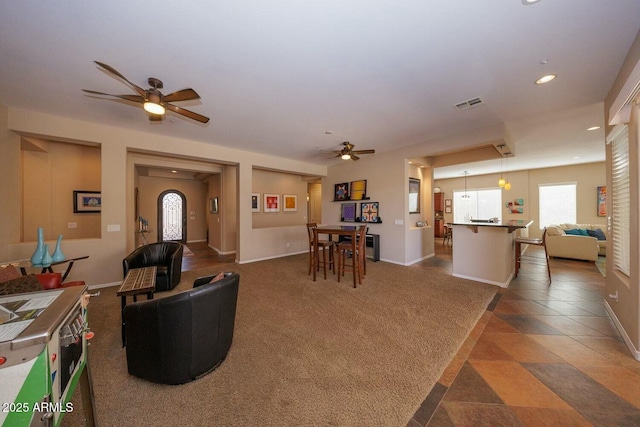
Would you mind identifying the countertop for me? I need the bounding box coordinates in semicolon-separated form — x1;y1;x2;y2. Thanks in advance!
451;220;533;232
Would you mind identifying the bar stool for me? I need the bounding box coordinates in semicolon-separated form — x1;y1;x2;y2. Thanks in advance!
443;224;452;246
306;223;335;279
515;227;551;283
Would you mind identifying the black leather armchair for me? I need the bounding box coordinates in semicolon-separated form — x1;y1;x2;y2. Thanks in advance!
122;242;183;292
124;272;240;384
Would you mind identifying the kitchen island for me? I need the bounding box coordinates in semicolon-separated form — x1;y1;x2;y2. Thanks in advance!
451;220;533;287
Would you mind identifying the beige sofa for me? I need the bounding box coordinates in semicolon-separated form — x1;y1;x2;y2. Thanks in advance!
545;224;606;262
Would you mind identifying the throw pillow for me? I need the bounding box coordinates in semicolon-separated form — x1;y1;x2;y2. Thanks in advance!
587;228;607;240
0;264;22;284
208;272;226;284
564;229;582;235
546;226;565;236
0;274;42;296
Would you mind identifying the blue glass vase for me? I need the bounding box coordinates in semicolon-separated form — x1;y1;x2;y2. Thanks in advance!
30;227;45;265
52;235;65;262
41;244;53;267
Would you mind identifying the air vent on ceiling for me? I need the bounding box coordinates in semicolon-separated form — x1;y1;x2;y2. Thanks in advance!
454;97;484;112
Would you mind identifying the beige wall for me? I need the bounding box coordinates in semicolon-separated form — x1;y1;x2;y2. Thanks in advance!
604;29;640;357
251;169;309;229
0;105;21;261
1;107;326;285
434;162;606;238
208;174;222;251
222;165;237;255
22;140;101;241
325;151;435;265
137;175;208;244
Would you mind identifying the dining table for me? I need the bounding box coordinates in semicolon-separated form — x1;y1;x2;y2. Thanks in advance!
313;225;359;285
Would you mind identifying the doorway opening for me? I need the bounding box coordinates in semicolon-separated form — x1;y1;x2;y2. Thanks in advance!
158;189;187;243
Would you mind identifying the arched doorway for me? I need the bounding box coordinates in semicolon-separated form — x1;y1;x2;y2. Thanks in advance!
157;189;187;243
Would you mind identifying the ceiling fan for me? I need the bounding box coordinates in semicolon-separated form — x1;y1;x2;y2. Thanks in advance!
82;61;210;123
333;141;375;160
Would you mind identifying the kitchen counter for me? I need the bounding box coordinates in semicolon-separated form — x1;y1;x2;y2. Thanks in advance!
451;220;533;287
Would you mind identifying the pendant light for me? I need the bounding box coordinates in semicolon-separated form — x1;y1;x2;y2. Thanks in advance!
497;145;506;188
504;153;511;191
462;171;471;198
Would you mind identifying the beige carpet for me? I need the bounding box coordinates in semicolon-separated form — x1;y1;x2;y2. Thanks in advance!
66;254;496;426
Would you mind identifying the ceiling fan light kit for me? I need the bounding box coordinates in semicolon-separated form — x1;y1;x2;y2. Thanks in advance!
143;101;165;115
83;61;210;123
333;141;375;161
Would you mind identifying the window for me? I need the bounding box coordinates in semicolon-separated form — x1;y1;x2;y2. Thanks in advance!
538;183;576;228
609;124;630;276
453;188;502;223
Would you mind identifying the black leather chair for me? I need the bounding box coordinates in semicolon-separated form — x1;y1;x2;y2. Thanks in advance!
124;272;240;384
122;242;183;292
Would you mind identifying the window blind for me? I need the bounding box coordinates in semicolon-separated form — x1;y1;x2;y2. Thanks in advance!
609;124;630;277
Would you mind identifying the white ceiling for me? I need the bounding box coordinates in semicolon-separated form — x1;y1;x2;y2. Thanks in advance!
1;1;639;179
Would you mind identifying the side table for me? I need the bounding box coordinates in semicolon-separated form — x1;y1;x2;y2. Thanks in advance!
117;266;156;347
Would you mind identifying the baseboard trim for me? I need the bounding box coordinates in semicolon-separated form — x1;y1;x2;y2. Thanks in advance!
604;300;640;361
238;250;308;264
452;272;510;288
404;253;435;266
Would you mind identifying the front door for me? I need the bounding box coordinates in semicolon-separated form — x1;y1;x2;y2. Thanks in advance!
157;190;187;243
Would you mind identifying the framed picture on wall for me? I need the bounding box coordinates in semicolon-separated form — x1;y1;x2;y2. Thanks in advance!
445;206;452;214
350;179;367;200
341;202;357;222
334;182;349;201
73;190;101;213
361;202;380;223
251;193;260;212
283;194;297;211
597;186;606;217
263;193;280;212
409;178;420;213
210;197;219;214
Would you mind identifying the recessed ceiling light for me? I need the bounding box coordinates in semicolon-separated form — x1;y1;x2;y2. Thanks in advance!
535;74;556;85
574;156;581;160
522;0;541;5
587;126;601;131
171;170;178;173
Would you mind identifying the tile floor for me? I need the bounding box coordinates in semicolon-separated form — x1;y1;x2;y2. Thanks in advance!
409;242;640;427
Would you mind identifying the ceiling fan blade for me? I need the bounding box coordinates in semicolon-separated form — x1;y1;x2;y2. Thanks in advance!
352;149;375;154
351;154;360;160
94;61;146;98
82;89;144;103
164;103;210;123
163;88;201;102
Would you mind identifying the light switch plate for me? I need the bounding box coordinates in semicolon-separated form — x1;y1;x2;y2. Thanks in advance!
107;224;120;232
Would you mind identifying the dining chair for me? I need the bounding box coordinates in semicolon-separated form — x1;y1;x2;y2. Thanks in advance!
306;223;335;279
443;224;453;246
515;227;551;283
336;225;367;288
